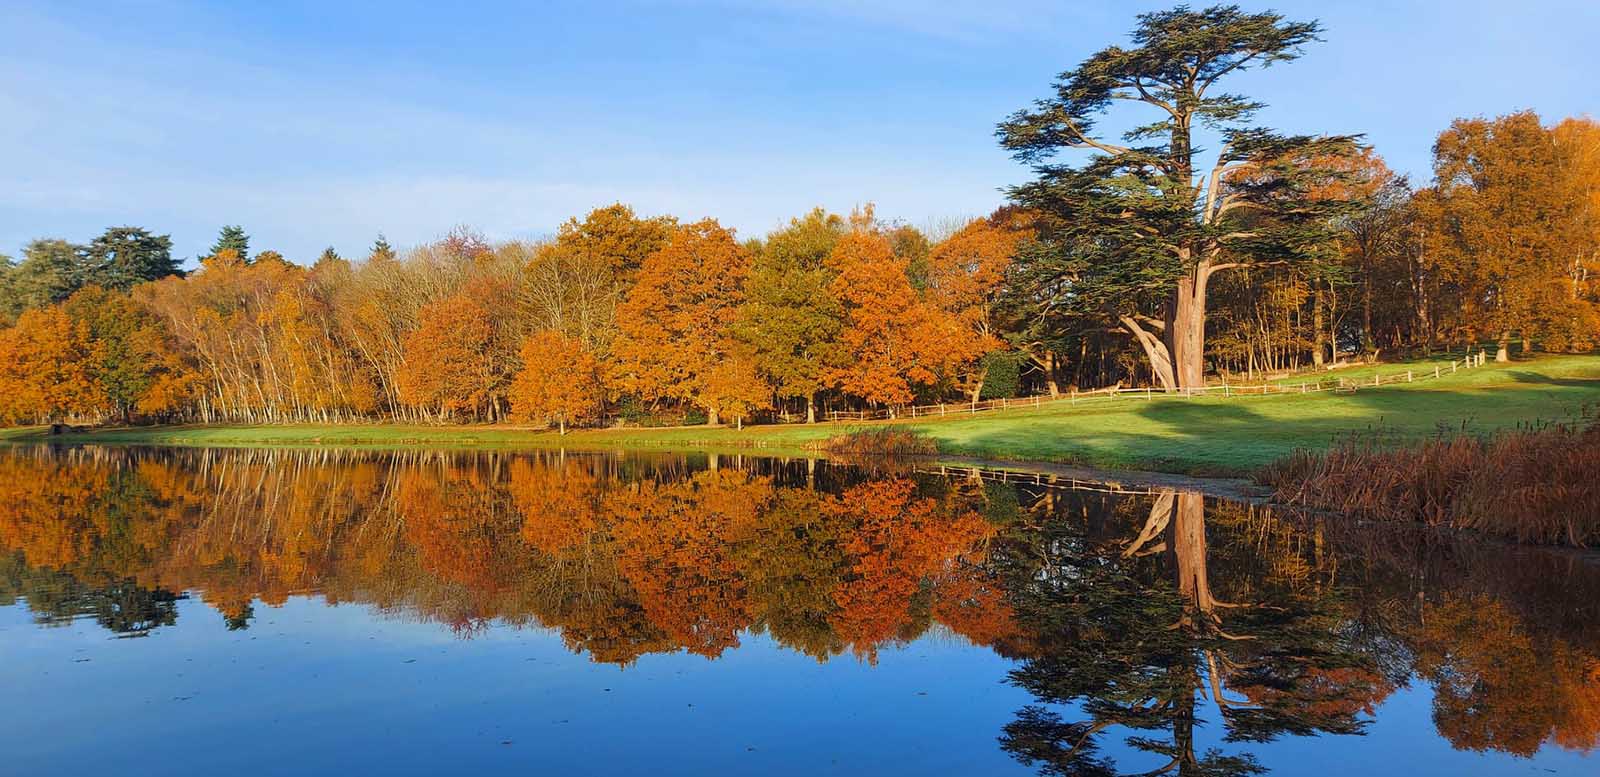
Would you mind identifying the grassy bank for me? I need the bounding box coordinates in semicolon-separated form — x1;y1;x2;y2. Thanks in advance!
8;354;1598;476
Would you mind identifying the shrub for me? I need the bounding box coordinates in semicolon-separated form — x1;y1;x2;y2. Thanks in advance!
814;427;938;457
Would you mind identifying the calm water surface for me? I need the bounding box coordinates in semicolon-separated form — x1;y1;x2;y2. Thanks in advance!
1;446;1597;776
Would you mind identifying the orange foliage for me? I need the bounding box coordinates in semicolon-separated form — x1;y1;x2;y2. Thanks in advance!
510;331;603;433
607;470;769;657
511;457;603;555
1413;594;1600;756
611;219;757;422
0;306;103;422
825;230;943;408
925;211;1031;395
397;278;517;422
824;478;995;660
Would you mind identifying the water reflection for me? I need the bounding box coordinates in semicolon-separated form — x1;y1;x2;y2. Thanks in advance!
0;446;1596;774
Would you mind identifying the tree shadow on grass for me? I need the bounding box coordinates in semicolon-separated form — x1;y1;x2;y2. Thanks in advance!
939;373;1600;476
1505;370;1600;389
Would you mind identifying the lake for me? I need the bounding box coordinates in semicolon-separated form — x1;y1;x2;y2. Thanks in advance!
1;446;1596;776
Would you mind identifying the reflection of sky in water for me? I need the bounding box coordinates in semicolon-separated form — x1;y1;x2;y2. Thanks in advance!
0;447;1596;776
4;597;1034;776
6;596;1593;776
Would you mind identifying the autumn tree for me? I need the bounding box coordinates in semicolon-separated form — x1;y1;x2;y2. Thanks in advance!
925;210;1031;399
611;219;756;425
700;355;769;430
1552;117;1600;350
510;331;603;434
64;286;197;421
732;208;847;422
826;224;944;411
397;277;519;422
0;306;102;423
1418;111;1577;360
999;5;1356;391
514;204;675;355
1322;151;1409;358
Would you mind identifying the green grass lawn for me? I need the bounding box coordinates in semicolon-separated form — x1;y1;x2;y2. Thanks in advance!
8;353;1598;477
0;426;46;441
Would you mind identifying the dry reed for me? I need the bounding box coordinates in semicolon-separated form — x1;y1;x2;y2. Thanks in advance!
1258;419;1600;546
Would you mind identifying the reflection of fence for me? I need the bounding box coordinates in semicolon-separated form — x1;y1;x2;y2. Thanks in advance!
915;464;1167;495
814;351;1493;424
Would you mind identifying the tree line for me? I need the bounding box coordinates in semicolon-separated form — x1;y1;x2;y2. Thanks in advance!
1;6;1596;429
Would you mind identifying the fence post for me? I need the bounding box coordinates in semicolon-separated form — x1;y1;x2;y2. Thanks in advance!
1434;366;1440;379
1374;373;1380;387
1146;386;1152;400
1224;384;1231;397
940;403;946;416
1407;370;1413;382
1034;395;1040;408
1071;389;1077;406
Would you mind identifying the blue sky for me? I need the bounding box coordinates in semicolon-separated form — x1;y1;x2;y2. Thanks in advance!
1;0;1595;263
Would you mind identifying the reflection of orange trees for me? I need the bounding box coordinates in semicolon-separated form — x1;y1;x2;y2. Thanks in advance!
930;565;1024;653
0;449;1012;664
608;469;768;657
0;452;104;570
1413;594;1600;756
511;457;604;554
826;479;995;661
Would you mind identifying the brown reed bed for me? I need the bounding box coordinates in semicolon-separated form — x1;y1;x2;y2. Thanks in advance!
1257;418;1600;547
812;427;939;457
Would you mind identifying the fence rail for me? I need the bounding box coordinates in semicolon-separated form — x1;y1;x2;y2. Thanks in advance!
914;464;1167;495
803;351;1494;424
